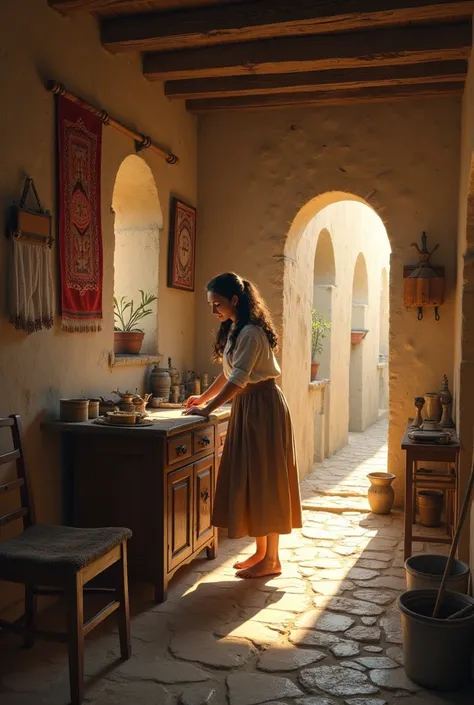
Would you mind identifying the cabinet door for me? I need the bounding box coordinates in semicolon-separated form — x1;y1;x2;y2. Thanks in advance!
194;456;214;551
167;464;194;571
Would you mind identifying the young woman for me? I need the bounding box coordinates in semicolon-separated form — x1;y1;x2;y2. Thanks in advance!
184;272;302;579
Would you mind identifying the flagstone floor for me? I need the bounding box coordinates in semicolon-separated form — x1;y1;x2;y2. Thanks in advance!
0;419;472;705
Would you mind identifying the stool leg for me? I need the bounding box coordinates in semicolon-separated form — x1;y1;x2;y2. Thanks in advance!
67;574;84;705
116;541;131;661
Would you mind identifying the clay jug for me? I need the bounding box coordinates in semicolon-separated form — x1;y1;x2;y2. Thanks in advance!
367;472;396;515
150;366;171;402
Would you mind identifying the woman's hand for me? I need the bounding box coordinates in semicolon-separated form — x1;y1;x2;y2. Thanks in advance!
186;395;203;409
183;405;210;417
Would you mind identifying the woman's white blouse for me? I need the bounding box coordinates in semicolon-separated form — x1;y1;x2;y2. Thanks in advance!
223;324;280;388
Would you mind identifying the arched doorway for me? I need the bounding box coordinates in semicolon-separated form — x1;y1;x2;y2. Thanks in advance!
112;155;162;354
282;192;391;478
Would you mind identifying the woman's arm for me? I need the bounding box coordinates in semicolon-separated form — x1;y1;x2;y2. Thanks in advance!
185;372;226;410
203;379;240;414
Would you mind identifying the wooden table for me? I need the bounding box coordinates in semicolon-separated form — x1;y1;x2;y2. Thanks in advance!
401;420;460;561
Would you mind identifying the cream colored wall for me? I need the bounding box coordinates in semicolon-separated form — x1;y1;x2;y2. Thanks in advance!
0;1;197;613
456;21;474;566
196;99;460;500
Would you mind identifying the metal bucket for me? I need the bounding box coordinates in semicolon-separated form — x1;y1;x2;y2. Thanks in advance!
398;589;474;690
405;554;470;594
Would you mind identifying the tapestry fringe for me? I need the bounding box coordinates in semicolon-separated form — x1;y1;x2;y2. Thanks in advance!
61;317;102;333
10;314;54;334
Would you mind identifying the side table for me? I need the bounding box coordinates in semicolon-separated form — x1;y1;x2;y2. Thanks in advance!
401;420;459;561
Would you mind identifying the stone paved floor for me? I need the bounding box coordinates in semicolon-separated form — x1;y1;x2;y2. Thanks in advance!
0;419;472;705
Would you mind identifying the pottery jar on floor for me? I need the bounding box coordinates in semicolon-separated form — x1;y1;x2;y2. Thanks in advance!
367;472;396;515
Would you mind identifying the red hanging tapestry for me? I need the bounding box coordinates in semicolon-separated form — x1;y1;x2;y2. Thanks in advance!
57;95;103;332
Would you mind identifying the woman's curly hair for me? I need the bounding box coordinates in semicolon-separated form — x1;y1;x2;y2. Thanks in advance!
207;272;278;362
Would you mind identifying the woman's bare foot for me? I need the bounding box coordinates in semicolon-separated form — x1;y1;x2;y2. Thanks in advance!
233;553;265;569
235;557;282;579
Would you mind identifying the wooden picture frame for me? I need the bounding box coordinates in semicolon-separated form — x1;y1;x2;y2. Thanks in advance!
167;198;196;292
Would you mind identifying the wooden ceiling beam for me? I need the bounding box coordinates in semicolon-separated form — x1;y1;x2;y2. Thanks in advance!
100;1;474;53
48;0;232;14
186;80;464;113
165;60;468;99
143;22;472;81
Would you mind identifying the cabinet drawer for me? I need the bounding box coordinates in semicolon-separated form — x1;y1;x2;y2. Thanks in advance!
167;434;192;466
193;425;214;454
217;422;228;451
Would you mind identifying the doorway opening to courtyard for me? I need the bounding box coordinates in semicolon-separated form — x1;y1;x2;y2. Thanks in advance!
282;192;391;485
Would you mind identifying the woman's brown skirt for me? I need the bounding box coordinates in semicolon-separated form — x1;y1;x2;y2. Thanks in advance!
211;378;303;538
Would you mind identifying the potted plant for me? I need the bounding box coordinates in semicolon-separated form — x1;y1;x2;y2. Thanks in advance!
311;309;331;381
114;290;157;355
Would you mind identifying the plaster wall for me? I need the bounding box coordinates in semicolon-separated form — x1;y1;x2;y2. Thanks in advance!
196;99;460;500
456;19;474;566
0;1;197;613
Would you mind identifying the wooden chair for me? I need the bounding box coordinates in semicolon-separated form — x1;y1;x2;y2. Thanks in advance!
0;415;132;705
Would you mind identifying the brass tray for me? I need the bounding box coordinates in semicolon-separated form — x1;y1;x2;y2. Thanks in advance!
408;429;452;444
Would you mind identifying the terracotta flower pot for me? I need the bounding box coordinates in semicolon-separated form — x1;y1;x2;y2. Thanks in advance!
310;362;320;381
114;331;144;355
367;472;396;514
351;329;368;345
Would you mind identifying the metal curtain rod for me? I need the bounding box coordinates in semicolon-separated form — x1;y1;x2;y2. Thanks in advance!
46;80;179;165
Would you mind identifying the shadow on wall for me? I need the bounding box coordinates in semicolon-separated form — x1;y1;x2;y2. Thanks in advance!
283;192;391;480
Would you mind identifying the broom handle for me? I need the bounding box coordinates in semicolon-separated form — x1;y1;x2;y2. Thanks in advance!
432;449;474;618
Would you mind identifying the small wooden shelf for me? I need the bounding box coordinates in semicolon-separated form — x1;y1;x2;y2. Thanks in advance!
108;352;162;368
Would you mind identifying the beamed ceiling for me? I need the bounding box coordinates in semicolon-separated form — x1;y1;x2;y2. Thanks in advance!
49;1;474;112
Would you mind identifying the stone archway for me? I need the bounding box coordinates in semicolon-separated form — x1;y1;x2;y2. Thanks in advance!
112;155;163;354
281;192;391;480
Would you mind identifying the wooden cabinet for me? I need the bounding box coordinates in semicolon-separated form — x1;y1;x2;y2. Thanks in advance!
63;414;230;602
194;456;214;551
167;464;194;571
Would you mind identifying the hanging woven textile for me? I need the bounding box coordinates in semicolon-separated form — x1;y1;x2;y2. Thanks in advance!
57;94;103;332
8;177;54;333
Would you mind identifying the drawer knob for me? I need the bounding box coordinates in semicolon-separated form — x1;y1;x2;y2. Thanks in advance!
199;436;211;446
201;489;209;502
176;444;187;456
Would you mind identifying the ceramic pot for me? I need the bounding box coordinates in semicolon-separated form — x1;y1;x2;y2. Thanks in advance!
424;392;442;422
114;331;144;355
87;399;100;419
310;362;320;381
60;399;89;423
418;490;444;527
150;366;171;402
367;472;396;514
351;330;368;345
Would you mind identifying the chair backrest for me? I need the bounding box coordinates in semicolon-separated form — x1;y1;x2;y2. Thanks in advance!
0;414;35;531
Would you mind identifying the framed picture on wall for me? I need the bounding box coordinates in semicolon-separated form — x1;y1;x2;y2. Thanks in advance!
167;198;196;292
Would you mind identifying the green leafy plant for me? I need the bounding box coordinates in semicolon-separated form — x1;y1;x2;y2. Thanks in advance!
114;291;157;332
311;308;331;361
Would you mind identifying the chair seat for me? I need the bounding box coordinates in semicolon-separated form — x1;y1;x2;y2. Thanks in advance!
0;524;132;583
